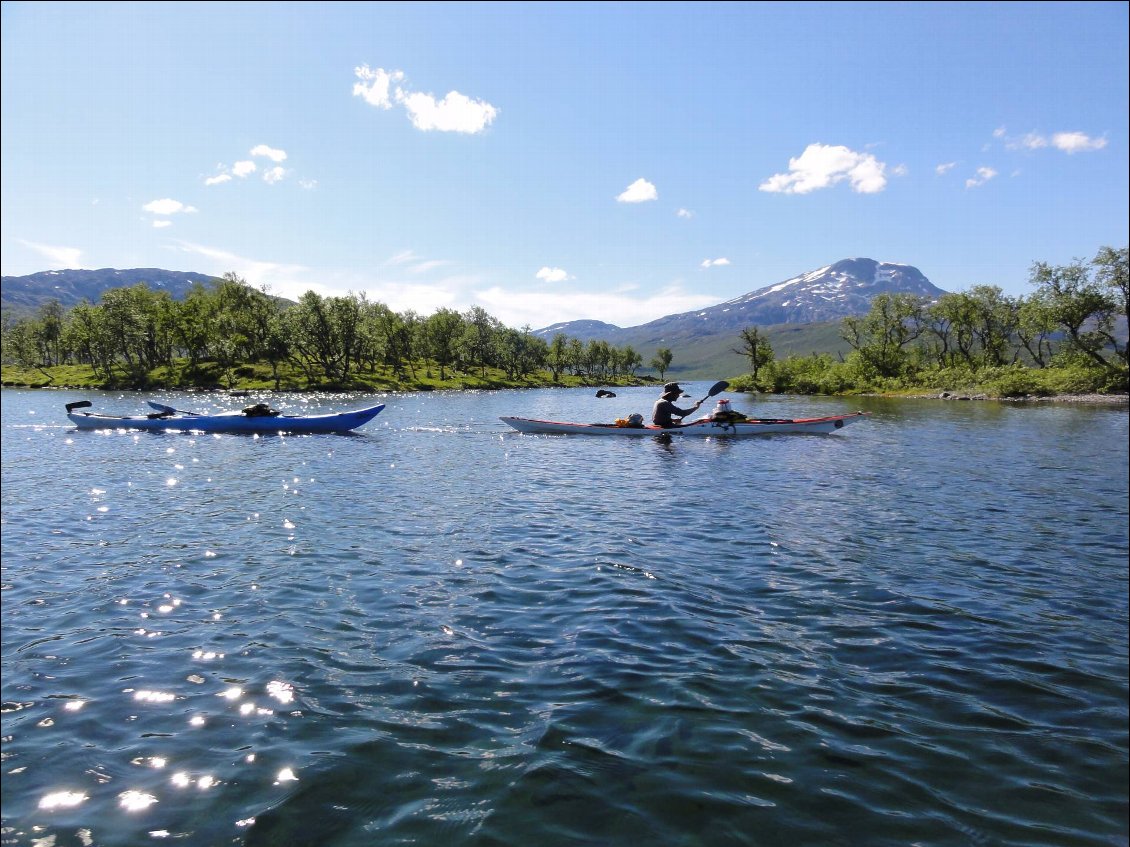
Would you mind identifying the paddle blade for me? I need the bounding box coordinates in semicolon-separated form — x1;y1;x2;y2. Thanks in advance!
698;380;730;402
148;402;187;415
65;401;92;412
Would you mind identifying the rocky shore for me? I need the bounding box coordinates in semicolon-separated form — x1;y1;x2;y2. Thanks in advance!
928;392;1129;405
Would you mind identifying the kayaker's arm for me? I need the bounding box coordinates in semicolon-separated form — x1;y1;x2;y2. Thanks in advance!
675;400;703;421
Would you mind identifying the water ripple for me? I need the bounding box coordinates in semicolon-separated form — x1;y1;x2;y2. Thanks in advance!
2;390;1126;846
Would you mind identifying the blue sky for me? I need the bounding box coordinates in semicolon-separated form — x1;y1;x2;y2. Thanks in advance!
2;1;1127;329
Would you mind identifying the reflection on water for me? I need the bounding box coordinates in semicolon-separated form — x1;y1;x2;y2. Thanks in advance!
1;388;1127;846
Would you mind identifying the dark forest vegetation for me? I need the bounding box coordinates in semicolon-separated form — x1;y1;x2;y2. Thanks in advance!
1;273;653;392
728;247;1127;398
2;247;1126;399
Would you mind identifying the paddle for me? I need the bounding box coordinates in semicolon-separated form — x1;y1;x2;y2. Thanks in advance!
680;380;730;424
697;380;730;404
670;380;730;426
147;401;198;416
65;401;92;413
147;400;280;418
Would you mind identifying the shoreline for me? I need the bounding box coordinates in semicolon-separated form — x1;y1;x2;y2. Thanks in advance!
4;381;1127;406
883;391;1129;405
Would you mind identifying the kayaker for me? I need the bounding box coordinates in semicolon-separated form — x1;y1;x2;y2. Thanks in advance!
652;382;701;428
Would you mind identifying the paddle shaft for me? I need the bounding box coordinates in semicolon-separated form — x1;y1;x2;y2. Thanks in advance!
148;402;200;416
696;380;730;405
668;380;730;424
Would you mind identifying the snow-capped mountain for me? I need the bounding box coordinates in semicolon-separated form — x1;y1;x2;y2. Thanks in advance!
534;258;948;342
691;257;945;329
3;258;947;342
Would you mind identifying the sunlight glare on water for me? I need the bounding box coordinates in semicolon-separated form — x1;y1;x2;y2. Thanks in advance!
1;388;1127;847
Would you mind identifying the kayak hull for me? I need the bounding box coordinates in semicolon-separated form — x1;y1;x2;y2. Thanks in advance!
500;412;868;436
67;404;385;434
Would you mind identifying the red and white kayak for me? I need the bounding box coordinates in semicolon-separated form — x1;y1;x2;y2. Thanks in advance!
500;411;868;436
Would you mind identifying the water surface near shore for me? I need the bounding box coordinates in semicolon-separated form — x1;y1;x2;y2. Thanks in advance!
2;387;1127;846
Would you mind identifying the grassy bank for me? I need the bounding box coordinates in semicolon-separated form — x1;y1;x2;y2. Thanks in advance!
726;358;1128;402
4;360;1126;405
0;361;661;394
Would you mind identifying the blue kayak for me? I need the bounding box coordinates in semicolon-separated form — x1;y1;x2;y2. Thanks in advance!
65;400;385;434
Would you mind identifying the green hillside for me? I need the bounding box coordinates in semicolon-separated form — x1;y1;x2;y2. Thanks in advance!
646;322;852;381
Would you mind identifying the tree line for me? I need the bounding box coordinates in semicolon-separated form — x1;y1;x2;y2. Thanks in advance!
731;247;1128;396
3;247;1126;396
0;273;649;389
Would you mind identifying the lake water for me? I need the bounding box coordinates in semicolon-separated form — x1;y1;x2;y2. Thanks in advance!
2;386;1127;847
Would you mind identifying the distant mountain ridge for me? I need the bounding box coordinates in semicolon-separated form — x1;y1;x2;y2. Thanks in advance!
4;259;943;331
1;268;217;314
533;258;947;342
531;258;948;379
708;258;944;326
2;258;947;379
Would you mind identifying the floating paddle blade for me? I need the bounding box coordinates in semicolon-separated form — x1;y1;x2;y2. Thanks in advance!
65;401;93;412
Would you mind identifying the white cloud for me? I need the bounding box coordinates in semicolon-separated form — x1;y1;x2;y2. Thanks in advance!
299;179;318;190
1052;132;1107;154
409;259;451;274
250;144;287;163
1006;132;1048;151
701;258;730;268
476;283;717;330
353;64;497;134
365;277;476;314
169;240;479;316
329;271;485;315
152;220;173;229
616;178;658;203
352;65;405;108
536;266;571;283
965;166;998;188
996;127;1107;155
892;164;909;177
936;162;957;175
19;239;82;268
759;143;887;194
170;240;313;299
387;250;419;265
396;89;497;134
676;208;693;218
204;146;299;188
143;198;197;215
168;240;723;330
